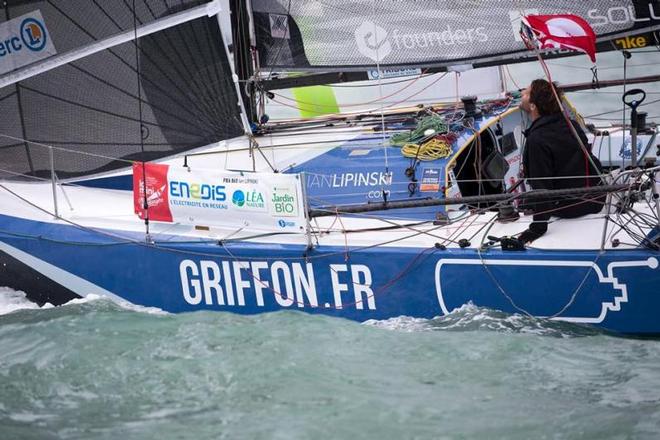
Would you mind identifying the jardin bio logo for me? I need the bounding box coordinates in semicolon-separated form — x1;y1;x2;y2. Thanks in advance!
271;187;298;217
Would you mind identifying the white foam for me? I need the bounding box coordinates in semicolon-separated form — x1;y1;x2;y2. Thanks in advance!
363;315;433;332
0;287;50;315
58;293;169;315
0;287;167;316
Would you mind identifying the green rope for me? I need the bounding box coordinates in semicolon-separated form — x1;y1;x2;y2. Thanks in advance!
390;114;448;147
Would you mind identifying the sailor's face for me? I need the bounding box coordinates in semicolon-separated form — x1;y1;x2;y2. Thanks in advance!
520;86;532;113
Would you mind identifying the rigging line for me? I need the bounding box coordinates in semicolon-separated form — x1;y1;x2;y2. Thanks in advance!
504;65;521;90
0;134;134;164
370;0;388;175
0;166;138;197
2;172;502;262
622;51;628;170
585;96;660;118
26;140;194;147
0;90;17;103
321;72;436;88
269;69;429;108
477;218;534;318
572;90;660;95
3;172;648;264
0;142;27;150
85;0;222;126
327;211;470;246
0;168;45;181
268;72;450;117
547;61;660;71
607;216;654;248
133;0;150;239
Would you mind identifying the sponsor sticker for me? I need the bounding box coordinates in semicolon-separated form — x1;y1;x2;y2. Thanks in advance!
270;186;299;217
133;164;306;232
420;168;441;192
0;11;57;75
367;68;421;80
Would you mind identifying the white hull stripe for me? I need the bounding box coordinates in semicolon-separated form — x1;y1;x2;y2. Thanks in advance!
0;240;125;303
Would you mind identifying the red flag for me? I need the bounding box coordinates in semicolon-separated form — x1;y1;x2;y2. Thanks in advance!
522;14;597;62
133;162;173;222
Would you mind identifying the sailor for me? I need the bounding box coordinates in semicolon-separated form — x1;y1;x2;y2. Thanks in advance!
518;79;604;244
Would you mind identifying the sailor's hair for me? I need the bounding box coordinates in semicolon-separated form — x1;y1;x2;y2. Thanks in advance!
529;79;563;116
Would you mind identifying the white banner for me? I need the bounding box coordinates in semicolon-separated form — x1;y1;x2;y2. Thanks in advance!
134;163;308;233
0;11;57;75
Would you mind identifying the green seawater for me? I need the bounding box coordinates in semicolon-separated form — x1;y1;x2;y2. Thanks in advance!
1;290;659;440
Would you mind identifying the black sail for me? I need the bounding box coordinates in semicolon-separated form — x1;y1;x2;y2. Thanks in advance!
0;1;244;180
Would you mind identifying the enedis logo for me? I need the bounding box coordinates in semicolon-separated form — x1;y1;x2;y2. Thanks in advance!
0;17;48;57
355;20;488;62
169;181;226;201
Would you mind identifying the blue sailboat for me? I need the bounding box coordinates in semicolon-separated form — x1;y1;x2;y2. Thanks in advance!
1;0;659;334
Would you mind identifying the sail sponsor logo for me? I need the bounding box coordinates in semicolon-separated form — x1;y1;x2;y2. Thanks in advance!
179;259;376;310
355;21;392;62
587;3;660;28
614;35;649;49
0;11;56;75
308;171;392;189
271;186;298;216
169;180;228;209
618;137;643;160
277;219;295;228
169;181;227;202
231;189;266;210
355;20;487;62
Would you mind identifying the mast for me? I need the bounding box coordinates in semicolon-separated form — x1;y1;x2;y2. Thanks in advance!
229;0;257;123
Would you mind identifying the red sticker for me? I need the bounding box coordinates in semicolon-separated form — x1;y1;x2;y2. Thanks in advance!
132;162;173;222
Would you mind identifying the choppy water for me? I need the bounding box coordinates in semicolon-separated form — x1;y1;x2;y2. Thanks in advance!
1;287;660;440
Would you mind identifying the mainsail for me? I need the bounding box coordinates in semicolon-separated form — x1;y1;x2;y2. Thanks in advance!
252;0;660;71
0;0;245;180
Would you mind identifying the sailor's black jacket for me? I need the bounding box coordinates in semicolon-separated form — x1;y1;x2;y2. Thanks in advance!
522;113;604;235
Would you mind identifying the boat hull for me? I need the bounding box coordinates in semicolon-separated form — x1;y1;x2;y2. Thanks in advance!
1;214;659;335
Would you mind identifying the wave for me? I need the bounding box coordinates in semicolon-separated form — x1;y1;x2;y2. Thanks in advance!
0;287;167;317
365;303;606;337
